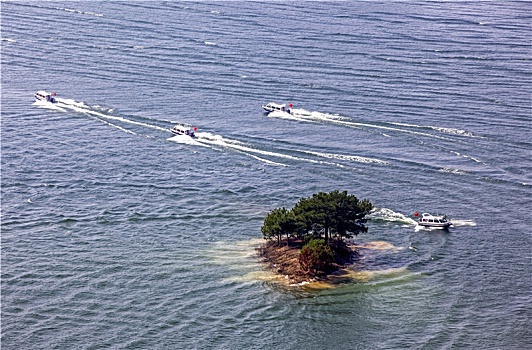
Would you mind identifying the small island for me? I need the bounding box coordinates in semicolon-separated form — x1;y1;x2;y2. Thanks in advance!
257;190;373;285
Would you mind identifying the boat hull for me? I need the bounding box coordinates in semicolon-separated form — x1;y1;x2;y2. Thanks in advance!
418;222;452;229
171;130;195;138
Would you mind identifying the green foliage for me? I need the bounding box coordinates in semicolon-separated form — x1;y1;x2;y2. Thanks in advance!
292;190;373;243
261;207;297;245
262;191;373;246
299;239;334;274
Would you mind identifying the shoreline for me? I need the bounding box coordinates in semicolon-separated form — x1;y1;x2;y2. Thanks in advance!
256;239;359;285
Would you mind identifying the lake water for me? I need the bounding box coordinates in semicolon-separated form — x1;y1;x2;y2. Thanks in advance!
1;1;531;349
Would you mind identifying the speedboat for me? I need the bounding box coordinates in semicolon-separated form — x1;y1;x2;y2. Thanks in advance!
417;213;452;229
35;90;57;103
171;124;197;137
262;102;289;113
262;102;313;118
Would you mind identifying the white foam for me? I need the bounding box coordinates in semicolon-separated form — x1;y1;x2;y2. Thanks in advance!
169;135;286;166
449;150;482;163
55;101;169;132
439;167;467;175
198;136;316;163
55;98;89;109
194;133;348;167
267;110;304;121
168;134;205;146
368;208;418;225
243;154;288;166
204;41;216;46
268;110;456;141
301;150;389;165
389;122;475;137
57;7;103;17
95;118;137;135
32;100;67;112
451;219;477;227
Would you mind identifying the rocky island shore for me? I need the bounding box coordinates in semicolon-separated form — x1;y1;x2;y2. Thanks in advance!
257;239;359;285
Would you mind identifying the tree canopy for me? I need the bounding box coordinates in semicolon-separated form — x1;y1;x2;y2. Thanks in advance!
261;190;373;245
260;207;297;245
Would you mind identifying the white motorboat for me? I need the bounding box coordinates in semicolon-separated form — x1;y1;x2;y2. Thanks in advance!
262;102;313;118
417;213;452;229
171;124;197;137
35;90;57;103
262;102;288;113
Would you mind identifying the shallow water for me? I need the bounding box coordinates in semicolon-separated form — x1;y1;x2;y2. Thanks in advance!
2;1;531;349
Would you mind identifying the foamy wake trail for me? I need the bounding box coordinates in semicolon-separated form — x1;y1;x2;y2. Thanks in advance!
451;219;477;227
198;133;320;163
33;100;66;112
334;119;454;141
56;7;103;17
168;132;285;166
269;110;457;141
368;208;418;225
95;118;137;135
389;122;476;137
194;132;349;167
55;98;90;108
168;134;209;147
301;150;389;165
307;111;349;121
54;100;169;132
449;150;482;163
268;110;313;122
439;167;468;175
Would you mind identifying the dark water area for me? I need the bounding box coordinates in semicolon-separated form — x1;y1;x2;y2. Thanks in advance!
2;1;531;349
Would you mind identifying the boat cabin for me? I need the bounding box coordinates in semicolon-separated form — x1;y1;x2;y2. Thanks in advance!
171;124;196;137
418;213;451;228
35;90;56;103
262;102;287;112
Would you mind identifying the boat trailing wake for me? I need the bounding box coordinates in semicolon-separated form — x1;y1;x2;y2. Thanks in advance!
185;132;390;167
34;98;168;134
450;219;477;227
300;150;389;165
33;99;67;112
389;122;476;137
34;97;389;168
268;109;476;140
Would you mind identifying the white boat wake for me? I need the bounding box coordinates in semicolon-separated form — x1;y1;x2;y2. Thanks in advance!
34;96;390;168
368;208;418;225
389;122;476;137
268;109;475;140
450;219;477;227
